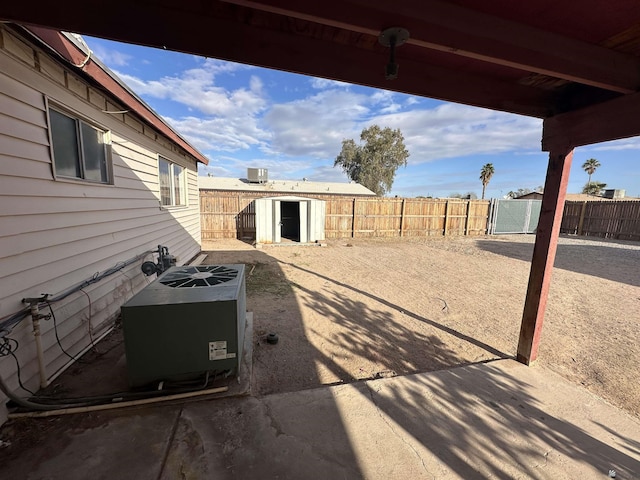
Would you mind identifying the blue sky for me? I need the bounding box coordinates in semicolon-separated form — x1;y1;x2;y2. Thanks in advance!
85;36;640;199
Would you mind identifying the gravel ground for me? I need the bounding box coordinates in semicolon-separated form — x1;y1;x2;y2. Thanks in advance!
203;234;640;418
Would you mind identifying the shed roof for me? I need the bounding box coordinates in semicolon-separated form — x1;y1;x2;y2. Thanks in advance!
199;177;376;196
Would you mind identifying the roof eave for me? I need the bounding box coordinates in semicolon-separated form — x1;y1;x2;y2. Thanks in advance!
19;25;210;165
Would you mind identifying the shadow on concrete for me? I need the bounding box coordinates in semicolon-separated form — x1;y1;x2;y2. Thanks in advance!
475;237;640;287
362;362;640;478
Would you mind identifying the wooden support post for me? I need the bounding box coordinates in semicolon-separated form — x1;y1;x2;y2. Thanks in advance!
399;198;406;237
517;148;574;365
577;201;587;236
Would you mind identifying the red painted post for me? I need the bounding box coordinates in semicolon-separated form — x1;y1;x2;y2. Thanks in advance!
517;148;573;364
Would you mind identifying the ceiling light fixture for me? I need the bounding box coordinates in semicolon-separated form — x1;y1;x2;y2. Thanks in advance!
378;27;410;80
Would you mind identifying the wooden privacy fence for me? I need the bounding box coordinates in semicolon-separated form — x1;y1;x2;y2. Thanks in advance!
561;200;640;240
326;198;490;238
200;191;491;240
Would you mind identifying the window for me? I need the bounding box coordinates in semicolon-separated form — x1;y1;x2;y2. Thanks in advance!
159;157;186;206
48;107;111;183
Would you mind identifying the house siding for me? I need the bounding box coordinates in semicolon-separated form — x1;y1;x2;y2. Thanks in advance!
0;27;201;422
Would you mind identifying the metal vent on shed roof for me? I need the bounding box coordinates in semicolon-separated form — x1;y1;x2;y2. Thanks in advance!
159;265;238;288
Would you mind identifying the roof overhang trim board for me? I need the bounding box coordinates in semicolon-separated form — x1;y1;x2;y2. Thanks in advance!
19;26;209;165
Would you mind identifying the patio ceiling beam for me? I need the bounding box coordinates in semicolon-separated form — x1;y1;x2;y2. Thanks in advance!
221;0;640;94
0;3;554;118
543;90;640;150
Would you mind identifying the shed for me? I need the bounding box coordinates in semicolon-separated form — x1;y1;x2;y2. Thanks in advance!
255;196;326;244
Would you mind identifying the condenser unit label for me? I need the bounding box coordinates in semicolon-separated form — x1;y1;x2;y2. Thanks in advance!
209;341;237;360
209;341;227;360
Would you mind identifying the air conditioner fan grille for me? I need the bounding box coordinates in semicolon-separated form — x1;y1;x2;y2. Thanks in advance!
159;265;238;288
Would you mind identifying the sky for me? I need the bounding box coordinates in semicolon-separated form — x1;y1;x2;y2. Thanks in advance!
84;36;640;199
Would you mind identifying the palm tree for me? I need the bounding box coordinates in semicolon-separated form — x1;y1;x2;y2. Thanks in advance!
479;163;495;199
582;158;601;184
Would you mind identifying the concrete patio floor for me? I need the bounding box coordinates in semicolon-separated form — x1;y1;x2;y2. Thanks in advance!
1;359;639;479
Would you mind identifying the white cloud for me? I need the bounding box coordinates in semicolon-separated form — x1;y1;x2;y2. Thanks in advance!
309;78;351;89
367;104;543;163
91;44;132;67
114;62;265;118
113;59;269;152
164;115;268;152
263;91;542;164
307;164;349;183
263;89;370;157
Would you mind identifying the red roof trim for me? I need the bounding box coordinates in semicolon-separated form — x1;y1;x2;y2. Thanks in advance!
24;26;209;165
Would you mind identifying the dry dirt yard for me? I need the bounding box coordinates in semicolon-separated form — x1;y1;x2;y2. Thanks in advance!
203;234;640;418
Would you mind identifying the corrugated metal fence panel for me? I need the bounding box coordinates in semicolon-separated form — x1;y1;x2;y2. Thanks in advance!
490;199;542;234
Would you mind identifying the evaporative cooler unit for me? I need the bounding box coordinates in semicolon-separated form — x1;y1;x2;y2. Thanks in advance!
121;264;246;387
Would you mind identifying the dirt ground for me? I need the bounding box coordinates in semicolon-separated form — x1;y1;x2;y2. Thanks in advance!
203;234;640;418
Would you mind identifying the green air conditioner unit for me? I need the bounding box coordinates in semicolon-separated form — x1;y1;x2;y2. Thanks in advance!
121;264;246;387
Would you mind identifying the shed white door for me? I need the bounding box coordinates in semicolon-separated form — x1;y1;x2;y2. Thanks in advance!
273;200;282;243
254;197;273;243
308;199;326;241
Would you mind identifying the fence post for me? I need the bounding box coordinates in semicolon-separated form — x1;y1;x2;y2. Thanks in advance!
577;201;587;235
237;195;244;239
463;200;471;235
444;200;451;236
488;199;496;235
352;198;357;238
399;198;406;237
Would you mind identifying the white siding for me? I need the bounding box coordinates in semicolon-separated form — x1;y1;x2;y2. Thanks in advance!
0;31;202;422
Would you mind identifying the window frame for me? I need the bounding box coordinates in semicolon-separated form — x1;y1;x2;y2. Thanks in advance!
46;101;113;185
158;156;187;208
